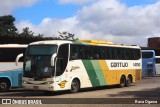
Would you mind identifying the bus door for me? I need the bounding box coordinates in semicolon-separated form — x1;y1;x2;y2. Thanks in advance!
155;56;160;75
55;44;69;89
146;62;154;76
55;44;69;76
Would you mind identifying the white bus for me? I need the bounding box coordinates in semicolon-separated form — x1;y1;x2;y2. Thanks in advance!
16;40;142;93
0;44;27;91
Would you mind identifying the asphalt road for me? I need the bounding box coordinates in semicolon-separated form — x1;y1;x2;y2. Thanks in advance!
1;76;160;98
0;76;160;106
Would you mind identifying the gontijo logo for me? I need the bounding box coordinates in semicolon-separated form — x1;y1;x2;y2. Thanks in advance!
111;62;128;67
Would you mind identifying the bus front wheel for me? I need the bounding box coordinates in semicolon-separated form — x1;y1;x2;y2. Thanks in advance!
70;79;80;93
0;79;10;91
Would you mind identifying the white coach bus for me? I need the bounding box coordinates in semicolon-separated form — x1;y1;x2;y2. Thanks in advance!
16;40;142;93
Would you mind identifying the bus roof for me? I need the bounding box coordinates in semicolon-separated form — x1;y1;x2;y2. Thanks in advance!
29;40;140;49
141;50;155;52
77;40;113;45
0;44;28;48
29;40;72;45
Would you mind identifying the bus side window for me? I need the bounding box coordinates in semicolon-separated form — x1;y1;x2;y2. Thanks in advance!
70;45;85;60
78;45;84;59
113;48;117;59
70;45;77;60
125;49;130;60
116;48;124;60
93;46;100;59
135;49;141;60
107;47;113;59
105;47;109;59
71;53;77;60
97;47;105;59
84;46;93;59
0;48;26;62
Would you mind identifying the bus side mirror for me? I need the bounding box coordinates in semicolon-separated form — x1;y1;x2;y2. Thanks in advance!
51;53;57;66
15;53;23;66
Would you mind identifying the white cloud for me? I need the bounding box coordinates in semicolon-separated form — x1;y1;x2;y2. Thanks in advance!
16;0;160;46
16;17;78;37
76;0;160;36
0;0;38;16
58;0;94;5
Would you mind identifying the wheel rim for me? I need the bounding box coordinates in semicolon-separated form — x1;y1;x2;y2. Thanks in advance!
127;77;131;85
71;80;79;92
0;82;7;90
72;81;77;90
120;77;125;86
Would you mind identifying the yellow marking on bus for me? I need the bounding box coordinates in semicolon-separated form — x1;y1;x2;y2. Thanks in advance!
58;80;67;88
98;60;110;85
98;60;141;85
77;40;113;45
99;60;117;85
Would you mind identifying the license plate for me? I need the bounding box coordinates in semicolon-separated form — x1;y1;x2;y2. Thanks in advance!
33;86;39;89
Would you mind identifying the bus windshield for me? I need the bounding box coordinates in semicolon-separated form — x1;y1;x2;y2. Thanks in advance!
142;52;153;58
28;45;57;55
24;45;57;78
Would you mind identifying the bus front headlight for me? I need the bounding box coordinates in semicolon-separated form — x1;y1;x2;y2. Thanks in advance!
23;80;28;84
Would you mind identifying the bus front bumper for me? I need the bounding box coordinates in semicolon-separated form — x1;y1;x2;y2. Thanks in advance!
23;83;54;91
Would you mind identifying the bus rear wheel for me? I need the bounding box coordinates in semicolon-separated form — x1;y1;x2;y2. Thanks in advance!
119;76;126;88
0;79;10;91
125;76;132;87
70;79;80;93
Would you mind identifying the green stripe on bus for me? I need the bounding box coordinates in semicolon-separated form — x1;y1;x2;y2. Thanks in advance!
82;60;100;87
72;41;83;44
72;41;89;45
91;60;106;86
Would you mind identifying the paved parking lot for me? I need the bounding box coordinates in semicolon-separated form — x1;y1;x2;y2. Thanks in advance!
0;76;160;98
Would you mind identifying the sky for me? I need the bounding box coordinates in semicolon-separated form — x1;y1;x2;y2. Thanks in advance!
0;0;160;46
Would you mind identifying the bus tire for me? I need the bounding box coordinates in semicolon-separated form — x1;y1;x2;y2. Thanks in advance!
0;79;11;91
125;76;132;87
119;76;126;88
70;79;80;93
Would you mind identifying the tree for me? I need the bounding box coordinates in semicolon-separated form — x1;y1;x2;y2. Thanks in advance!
0;15;18;35
57;31;79;40
37;33;44;38
19;27;34;37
